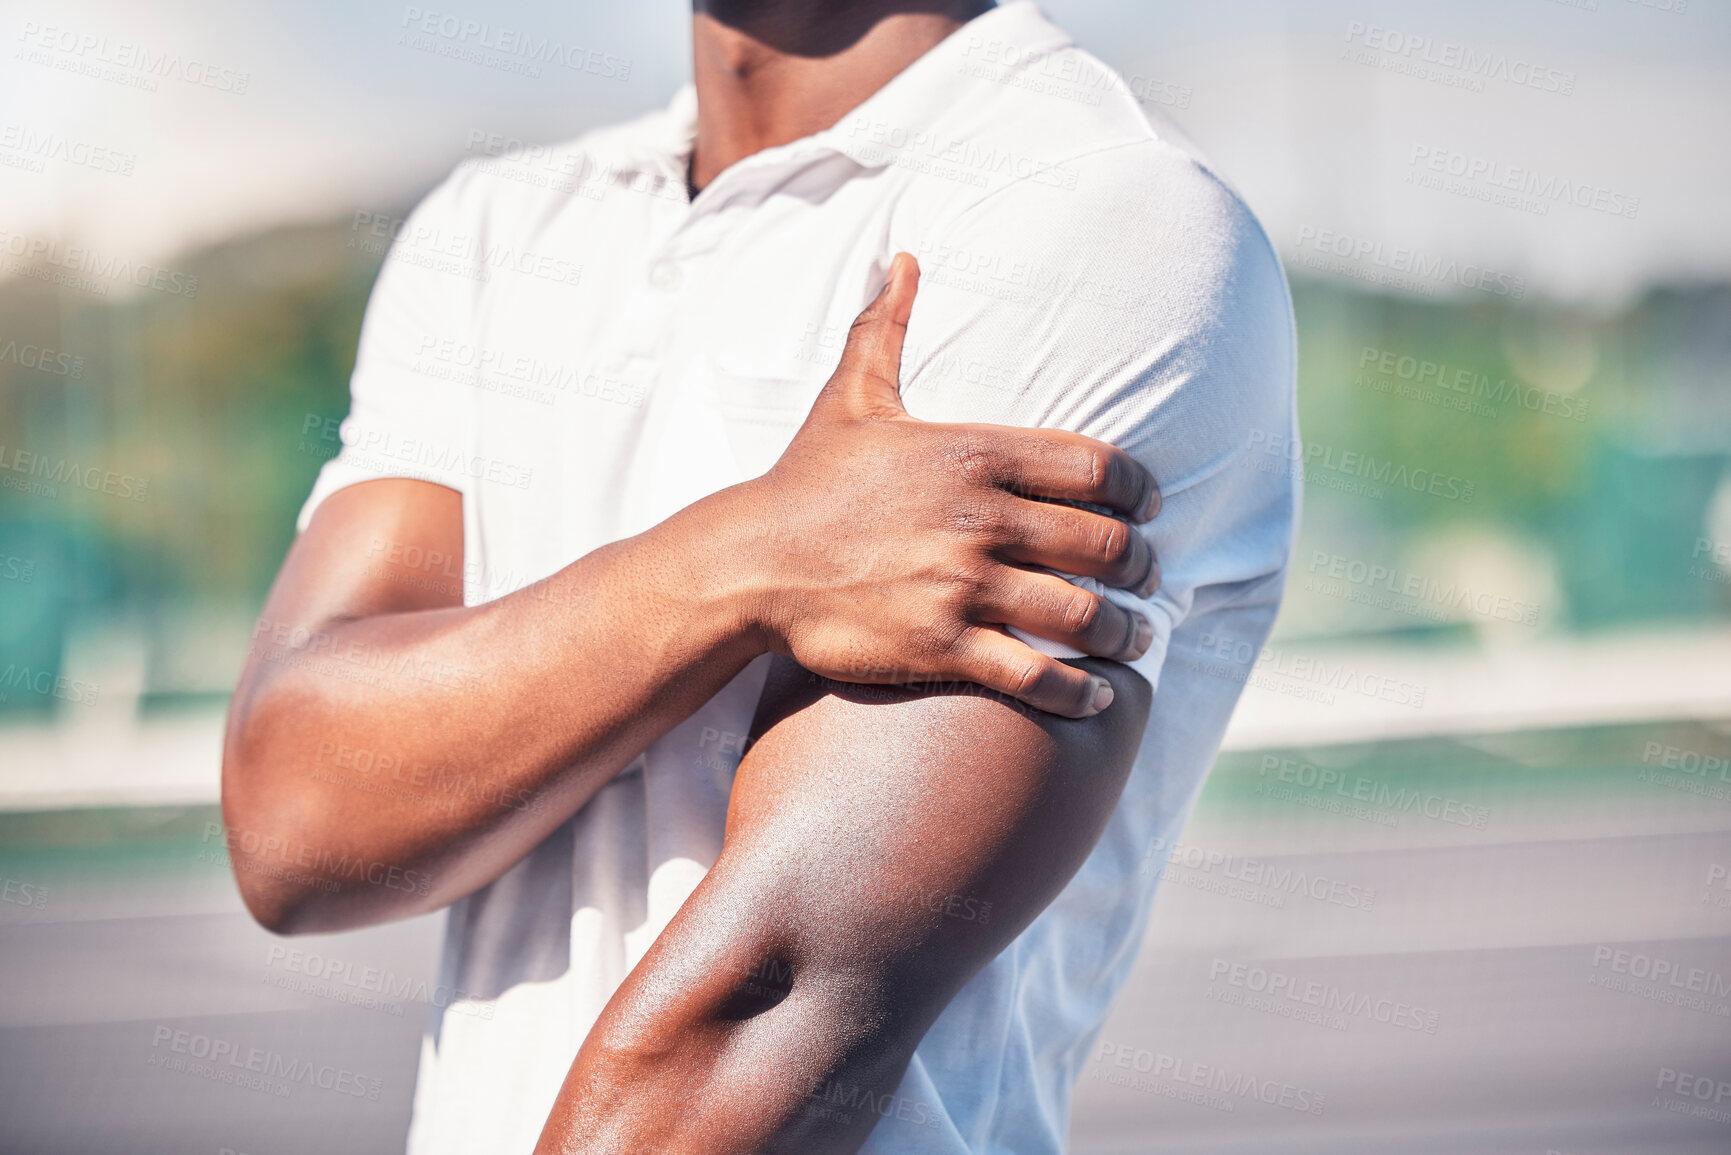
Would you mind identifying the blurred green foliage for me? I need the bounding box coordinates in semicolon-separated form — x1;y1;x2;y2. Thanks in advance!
1286;280;1731;641
0;216;1726;715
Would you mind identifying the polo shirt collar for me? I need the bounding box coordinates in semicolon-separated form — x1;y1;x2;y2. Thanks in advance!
823;0;1073;170
608;1;1073;189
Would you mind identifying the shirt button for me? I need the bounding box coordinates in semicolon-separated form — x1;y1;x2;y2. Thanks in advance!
649;261;683;291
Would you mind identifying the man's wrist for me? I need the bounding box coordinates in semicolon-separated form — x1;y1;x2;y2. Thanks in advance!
655;479;783;667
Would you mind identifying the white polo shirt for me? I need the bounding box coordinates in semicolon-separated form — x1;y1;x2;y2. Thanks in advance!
298;3;1297;1151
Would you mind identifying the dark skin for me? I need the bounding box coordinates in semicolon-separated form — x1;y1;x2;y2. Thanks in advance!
535;656;1149;1154
687;0;998;190
224;1;1157;1150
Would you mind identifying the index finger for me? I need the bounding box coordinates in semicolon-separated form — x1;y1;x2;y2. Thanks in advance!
984;427;1161;523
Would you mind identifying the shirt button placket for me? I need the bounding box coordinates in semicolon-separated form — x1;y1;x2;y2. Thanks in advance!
649;258;684;292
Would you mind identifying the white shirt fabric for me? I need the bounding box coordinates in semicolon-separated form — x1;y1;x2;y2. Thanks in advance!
297;3;1297;1152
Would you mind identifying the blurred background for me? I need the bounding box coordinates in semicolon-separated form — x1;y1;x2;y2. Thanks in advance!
1;0;1728;1152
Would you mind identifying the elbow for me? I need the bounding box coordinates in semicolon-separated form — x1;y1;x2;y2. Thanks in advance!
221;760;337;938
237;878;314;937
711;948;911;1082
220;802;330;936
597;937;905;1077
220;684;341;935
220;770;429;937
225;827;332;936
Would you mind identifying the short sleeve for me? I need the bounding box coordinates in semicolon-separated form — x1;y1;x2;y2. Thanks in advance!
898;139;1299;691
296;164;486;531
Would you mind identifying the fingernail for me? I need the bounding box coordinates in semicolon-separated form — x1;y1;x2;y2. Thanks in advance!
1139;560;1162;598
1091;678;1115;714
1133;615;1153;657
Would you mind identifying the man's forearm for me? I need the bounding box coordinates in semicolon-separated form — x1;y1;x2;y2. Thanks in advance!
224;256;1166;935
535;657;1152;1154
222;482;772;933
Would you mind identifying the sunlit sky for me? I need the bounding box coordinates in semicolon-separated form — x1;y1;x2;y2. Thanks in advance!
3;0;1728;305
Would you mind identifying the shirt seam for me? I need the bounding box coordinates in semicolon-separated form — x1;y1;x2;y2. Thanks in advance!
979;941;1024;1153
937;134;1165;233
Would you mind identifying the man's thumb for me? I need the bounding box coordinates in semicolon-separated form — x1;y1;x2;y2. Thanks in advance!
823;252;919;417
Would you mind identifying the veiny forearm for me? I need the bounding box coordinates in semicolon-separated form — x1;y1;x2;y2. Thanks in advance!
536;657;1151;1154
222;484;771;933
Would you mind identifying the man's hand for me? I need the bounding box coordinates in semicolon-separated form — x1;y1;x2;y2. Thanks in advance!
223;256;1161;935
729;252;1162;718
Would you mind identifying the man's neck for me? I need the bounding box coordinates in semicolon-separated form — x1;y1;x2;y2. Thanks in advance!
688;0;996;194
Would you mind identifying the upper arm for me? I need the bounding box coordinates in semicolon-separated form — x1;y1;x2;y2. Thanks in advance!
228;476;462;746
550;656;1150;1154
899;140;1298;682
259;479;464;644
726;654;1152;1009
